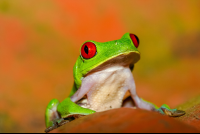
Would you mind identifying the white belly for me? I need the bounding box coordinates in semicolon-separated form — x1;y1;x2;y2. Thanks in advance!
78;66;131;112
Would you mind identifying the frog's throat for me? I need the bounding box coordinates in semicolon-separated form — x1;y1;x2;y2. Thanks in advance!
84;51;140;77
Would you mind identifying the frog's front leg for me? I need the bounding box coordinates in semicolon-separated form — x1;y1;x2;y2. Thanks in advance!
127;72;185;117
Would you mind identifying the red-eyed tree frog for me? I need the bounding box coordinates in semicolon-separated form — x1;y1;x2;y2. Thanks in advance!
45;33;185;132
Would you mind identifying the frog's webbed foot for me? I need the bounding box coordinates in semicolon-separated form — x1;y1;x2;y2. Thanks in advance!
45;114;86;133
45;118;69;133
156;104;185;117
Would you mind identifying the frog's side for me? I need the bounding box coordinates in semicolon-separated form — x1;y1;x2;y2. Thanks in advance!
45;33;185;132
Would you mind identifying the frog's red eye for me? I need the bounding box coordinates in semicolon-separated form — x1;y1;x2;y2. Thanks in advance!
130;33;139;48
81;42;97;59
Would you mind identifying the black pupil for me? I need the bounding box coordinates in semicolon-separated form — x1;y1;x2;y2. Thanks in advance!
84;45;88;54
134;35;139;44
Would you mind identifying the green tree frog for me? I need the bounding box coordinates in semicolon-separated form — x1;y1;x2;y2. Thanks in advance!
45;33;185;132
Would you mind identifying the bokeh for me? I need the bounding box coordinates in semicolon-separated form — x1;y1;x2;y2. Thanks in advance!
0;0;200;132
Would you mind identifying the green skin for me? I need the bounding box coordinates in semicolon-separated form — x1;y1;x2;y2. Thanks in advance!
45;33;178;128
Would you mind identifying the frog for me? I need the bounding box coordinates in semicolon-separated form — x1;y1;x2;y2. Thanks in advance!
45;33;185;132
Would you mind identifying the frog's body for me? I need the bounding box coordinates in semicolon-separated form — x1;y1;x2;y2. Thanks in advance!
45;33;185;132
75;66;137;112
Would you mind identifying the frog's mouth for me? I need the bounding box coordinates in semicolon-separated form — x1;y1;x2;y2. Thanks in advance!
70;52;140;112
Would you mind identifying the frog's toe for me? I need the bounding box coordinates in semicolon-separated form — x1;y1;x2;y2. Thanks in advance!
161;108;185;117
45;123;58;133
45;119;69;133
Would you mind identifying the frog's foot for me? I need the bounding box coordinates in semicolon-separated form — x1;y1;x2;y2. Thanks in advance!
45;118;69;133
156;104;185;117
45;114;85;133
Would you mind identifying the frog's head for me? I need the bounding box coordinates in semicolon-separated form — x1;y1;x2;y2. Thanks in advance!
73;33;140;88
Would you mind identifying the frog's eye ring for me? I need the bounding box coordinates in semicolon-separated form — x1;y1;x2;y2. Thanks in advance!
130;33;139;48
81;42;97;59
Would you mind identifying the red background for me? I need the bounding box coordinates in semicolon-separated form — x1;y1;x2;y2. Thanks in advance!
0;0;200;132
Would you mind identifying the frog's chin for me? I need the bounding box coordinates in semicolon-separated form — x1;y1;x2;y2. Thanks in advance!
85;51;140;77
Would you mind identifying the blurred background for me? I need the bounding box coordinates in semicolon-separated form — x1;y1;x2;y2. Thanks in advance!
0;0;200;132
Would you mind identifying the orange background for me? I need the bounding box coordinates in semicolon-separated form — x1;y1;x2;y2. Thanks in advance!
0;0;200;132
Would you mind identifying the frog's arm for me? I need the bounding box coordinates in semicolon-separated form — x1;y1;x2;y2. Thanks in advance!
140;98;159;110
68;82;78;97
127;69;185;117
140;98;165;114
